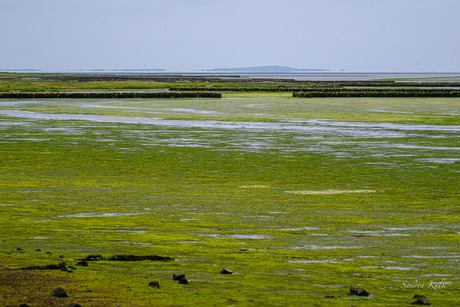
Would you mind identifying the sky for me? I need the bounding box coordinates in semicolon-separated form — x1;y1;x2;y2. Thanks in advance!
1;0;459;72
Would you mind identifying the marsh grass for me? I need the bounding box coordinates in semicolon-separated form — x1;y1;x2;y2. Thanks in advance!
0;95;459;306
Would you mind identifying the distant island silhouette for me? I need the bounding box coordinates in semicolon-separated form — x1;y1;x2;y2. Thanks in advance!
207;66;329;73
81;68;166;72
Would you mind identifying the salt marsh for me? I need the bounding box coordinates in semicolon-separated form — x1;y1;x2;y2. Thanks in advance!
0;96;459;306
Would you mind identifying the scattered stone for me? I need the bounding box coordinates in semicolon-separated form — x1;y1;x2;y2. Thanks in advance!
17;248;23;251
173;273;186;281
220;267;233;274
412;295;431;305
59;255;65;258
46;251;53;255
349;286;369;296
51;287;68;298
35;249;42;252
83;255;102;261
325;296;335;298
76;261;88;267
149;281;160;288
19;304;31;307
178;278;189;285
68;303;82;307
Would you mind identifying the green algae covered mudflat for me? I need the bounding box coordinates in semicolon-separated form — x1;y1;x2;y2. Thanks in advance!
0;93;459;306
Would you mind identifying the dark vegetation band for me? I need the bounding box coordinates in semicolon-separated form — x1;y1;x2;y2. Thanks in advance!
0;91;222;99
293;90;460;98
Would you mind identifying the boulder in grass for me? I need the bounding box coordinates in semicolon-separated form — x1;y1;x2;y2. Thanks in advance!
68;304;82;307
173;273;186;281
149;281;160;289
349;286;369;296
51;287;68;298
83;255;102;261
220;267;233;274
178;278;189;285
412;295;431;305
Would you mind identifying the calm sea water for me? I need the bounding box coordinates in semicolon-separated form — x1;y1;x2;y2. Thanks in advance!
233;72;460;81
133;72;460;81
19;71;460;81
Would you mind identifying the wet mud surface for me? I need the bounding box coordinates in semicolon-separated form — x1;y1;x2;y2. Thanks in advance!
0;97;458;306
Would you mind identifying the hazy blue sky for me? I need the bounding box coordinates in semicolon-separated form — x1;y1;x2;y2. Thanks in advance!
1;0;459;72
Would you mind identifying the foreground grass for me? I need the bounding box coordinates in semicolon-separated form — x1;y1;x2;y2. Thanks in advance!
0;96;459;306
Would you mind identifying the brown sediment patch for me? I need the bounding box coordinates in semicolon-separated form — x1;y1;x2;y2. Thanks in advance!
0;268;132;306
0;269;76;306
239;185;270;189
284;189;376;195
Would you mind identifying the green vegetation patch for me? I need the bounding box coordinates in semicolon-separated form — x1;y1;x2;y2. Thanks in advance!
0;91;459;305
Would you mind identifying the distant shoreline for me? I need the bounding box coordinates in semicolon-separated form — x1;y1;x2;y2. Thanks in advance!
1;70;460;81
206;66;329;73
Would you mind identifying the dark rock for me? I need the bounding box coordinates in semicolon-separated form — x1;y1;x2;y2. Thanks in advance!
82;255;102;261
68;304;82;307
412;295;431;305
324;296;335;298
178;278;189;285
59;255;65;258
19;304;31;307
35;249;42;252
350;286;369;296
51;287;68;298
220;267;233;274
149;281;160;288
76;261;88;267
17;248;23;251
173;273;185;281
46;251;53;255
